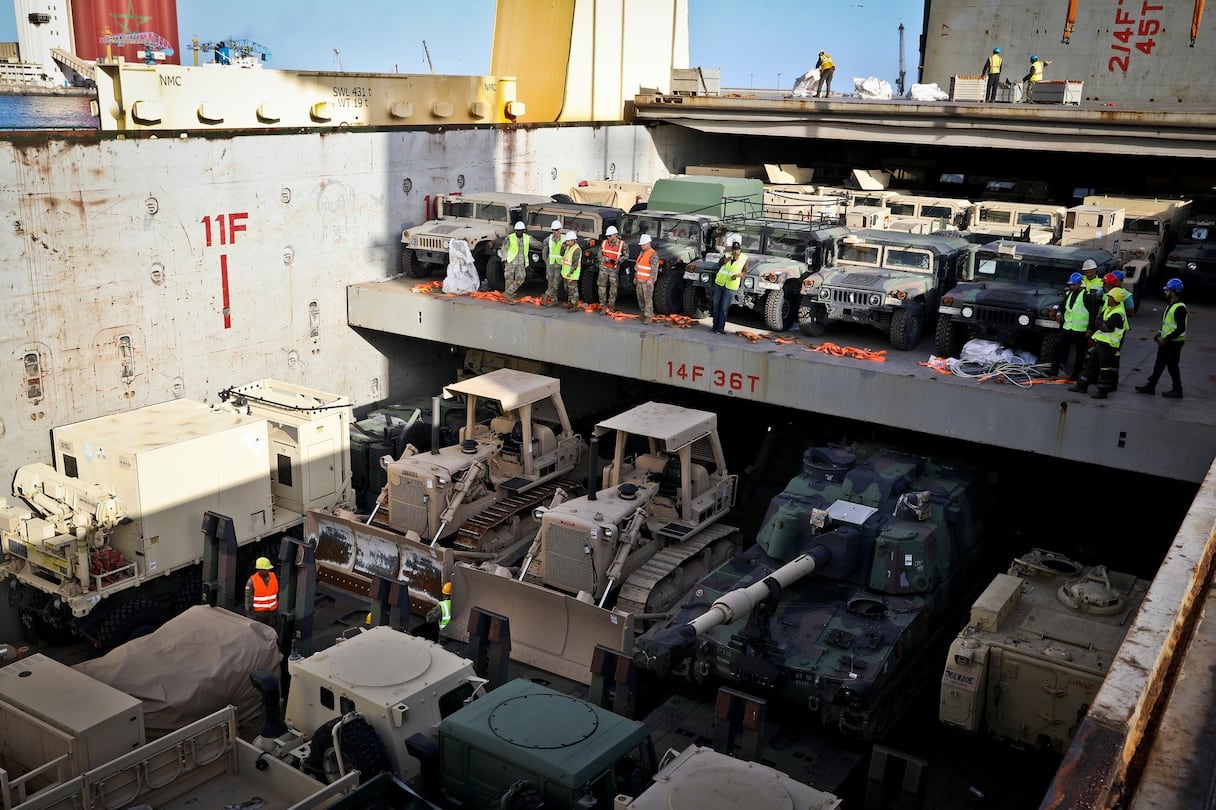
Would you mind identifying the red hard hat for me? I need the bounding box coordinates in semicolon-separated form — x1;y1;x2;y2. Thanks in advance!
1102;272;1119;287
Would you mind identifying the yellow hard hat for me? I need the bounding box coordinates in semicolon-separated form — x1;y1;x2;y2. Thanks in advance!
442;581;453;595
255;556;273;570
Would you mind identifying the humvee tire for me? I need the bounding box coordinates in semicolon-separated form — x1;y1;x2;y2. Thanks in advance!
934;316;966;358
763;288;797;331
798;299;828;337
683;283;708;319
653;270;684;315
402;247;430;278
889;305;925;350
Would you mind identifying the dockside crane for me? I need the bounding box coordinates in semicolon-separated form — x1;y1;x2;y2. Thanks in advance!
190;37;273;67
896;23;906;96
99;30;175;64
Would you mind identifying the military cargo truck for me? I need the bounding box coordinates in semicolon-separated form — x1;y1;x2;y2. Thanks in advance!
399;191;550;281
940;549;1149;754
682;217;849;330
1084;194;1191;293
0;380;352;648
614;176;765;314
934;241;1118;360
798;230;977;349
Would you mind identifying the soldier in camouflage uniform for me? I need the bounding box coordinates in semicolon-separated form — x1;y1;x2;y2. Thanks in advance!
597;225;625;315
560;231;583;311
542;219;565;306
502;221;532;304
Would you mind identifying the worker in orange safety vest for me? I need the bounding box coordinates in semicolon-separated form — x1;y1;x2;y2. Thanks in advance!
244;556;279;629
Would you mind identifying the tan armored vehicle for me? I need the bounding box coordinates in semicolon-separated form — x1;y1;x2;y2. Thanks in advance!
1084;194;1192;296
399;191;550;280
0;380;351;648
616;745;842;810
1059;204;1127;254
967;201;1065;244
454;401;739;681
940;548;1150;753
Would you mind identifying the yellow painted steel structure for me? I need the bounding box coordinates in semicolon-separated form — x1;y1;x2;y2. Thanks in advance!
92;59;525;132
491;0;689;122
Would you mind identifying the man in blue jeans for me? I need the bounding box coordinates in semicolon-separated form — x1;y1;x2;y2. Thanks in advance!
711;237;748;334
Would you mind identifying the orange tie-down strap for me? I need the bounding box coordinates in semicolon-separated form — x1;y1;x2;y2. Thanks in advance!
804;341;887;362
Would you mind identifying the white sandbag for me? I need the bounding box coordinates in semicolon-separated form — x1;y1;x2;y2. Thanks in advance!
908;82;949;101
853;76;893;99
443;238;480;294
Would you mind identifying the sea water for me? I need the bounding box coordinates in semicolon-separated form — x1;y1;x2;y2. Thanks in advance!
0;94;97;130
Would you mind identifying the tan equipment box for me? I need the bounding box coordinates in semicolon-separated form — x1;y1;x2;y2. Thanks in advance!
0;654;144;796
949;75;986;102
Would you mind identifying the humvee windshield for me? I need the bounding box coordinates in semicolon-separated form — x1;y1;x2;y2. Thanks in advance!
976;208;1013;225
1124;217;1161;235
977;256;1072;287
889;203;916;217
885;248;934;272
1016;211;1056;227
527;210;600;234
622;214;701;245
840;243;881;265
1182;225;1215;244
854;195;888;208
445;200;509;222
767;231;810;260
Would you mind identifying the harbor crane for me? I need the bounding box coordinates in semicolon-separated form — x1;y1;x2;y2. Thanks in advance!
99;31;174;65
189;37;273;68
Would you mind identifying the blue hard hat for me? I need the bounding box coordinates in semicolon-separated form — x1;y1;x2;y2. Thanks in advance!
1113;269;1125;282
993;47;1001;53
1067;272;1083;285
1164;277;1184;292
1030;54;1038;61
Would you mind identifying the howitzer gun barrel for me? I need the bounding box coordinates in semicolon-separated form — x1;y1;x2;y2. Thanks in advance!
688;547;827;635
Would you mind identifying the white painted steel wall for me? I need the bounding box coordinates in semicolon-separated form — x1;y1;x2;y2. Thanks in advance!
923;0;1215;103
0;124;712;468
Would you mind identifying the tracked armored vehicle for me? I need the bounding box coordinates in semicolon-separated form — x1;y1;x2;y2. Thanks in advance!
453;401;740;682
940;548;1150;754
635;444;984;740
312;369;585;610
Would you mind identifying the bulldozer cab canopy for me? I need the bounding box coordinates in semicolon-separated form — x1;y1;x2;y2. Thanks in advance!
444;369;562;412
595;401;716;451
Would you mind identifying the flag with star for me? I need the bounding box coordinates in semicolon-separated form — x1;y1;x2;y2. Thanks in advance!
72;0;182;64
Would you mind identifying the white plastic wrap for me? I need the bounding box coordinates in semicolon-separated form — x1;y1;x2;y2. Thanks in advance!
853;76;893;100
791;68;821;98
442;238;480;294
908;83;949;102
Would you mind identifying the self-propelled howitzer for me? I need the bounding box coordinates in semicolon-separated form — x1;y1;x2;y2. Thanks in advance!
635;445;984;740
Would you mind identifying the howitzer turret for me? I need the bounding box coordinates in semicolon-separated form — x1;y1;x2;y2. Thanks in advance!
635;445;986;740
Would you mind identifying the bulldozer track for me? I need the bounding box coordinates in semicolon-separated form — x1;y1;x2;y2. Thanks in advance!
453;479;575;551
616;523;740;616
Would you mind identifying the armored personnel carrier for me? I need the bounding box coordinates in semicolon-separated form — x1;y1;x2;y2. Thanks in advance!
940;548;1150;753
454;401;740;681
635;444;984;740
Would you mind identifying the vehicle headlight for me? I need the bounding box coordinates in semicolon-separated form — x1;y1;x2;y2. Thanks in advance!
762;272;778;283
820;288;831;300
961;306;974;318
892;290;907;300
868;294;882;306
1017;314;1031;326
941;295;955;306
1187;261;1199;271
700;272;711;284
533;507;548;520
743;277;755;290
401;229;410;238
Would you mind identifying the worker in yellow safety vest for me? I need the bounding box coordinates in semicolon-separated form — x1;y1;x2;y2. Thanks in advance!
982;47;1003;102
502;221;533;304
815;51;835;97
542;219;565;307
244;556;279;629
560;231;583;311
1135;278;1188;398
1022;54;1050;102
711;236;748;334
1070;286;1128;399
423;581;453;640
634;233;657;323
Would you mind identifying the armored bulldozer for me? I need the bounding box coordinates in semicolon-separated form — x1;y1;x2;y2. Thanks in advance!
635;444;985;740
940;548;1149;754
312;369;584;612
452;401;740;682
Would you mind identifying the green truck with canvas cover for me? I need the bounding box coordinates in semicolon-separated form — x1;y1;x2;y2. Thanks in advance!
615;176;764;315
940;549;1149;754
399;191;550;282
798;231;977;349
682;217;849;330
634;444;985;740
934;241;1118;360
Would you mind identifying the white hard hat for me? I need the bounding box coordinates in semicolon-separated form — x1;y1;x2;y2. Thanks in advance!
1081;259;1097;271
514;221;525;230
563;230;578;242
639;233;652;245
605;225;618;236
550;219;563;230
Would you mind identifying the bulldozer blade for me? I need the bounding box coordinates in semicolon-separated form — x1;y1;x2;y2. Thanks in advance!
448;564;636;685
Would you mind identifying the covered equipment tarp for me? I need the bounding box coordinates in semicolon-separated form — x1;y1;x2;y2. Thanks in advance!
74;605;280;738
443;238;481;294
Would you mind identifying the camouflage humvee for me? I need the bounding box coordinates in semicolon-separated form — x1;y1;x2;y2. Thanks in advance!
618;210;721;315
683;217;849;331
934;241;1118;360
798;231;977;350
400;191;550;282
